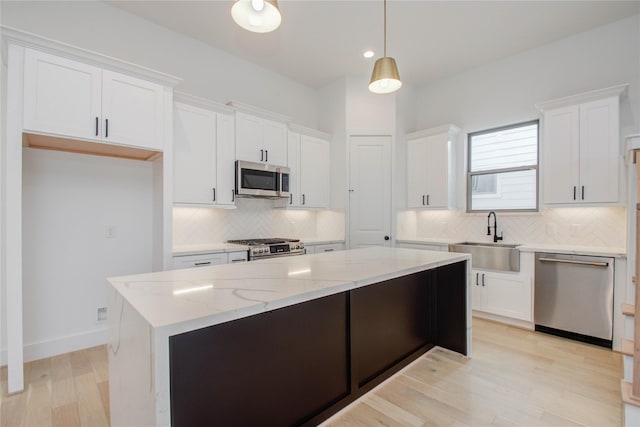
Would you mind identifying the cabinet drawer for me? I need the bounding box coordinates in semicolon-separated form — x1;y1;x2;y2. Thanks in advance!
227;251;248;263
172;253;227;269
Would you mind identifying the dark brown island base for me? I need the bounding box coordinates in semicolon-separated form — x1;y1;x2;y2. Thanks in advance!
169;261;467;426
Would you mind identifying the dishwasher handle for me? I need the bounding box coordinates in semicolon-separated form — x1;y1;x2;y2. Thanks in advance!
538;257;609;267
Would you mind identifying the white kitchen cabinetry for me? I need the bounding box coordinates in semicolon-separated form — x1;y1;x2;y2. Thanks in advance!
538;85;627;205
172;253;228;270
305;243;345;254
173;96;235;207
23;48;165;151
172;250;248;269
287;127;330;208
227;250;248;263
406;125;458;209
395;242;449;252
235;111;287;165
471;269;532;322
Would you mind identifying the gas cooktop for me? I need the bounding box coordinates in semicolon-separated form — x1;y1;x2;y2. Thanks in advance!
227;238;305;260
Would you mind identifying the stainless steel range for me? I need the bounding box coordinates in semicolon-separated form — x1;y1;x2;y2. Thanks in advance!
227;238;305;261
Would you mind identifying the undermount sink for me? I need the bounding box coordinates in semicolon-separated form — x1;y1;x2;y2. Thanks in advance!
448;241;520;272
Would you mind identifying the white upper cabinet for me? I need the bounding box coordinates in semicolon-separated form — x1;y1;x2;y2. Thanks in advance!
23;48;165;151
216;113;237;206
235;111;287;165
538;85;627;205
406;125;458;209
101;70;164;150
173;98;236;207
287;127;331;209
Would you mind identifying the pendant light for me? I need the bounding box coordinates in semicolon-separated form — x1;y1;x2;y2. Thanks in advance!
231;0;282;33
369;0;402;94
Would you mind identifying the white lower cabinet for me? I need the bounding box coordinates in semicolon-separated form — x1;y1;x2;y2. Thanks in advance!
172;253;228;270
305;243;345;254
227;250;248;263
172;250;249;269
471;268;532;322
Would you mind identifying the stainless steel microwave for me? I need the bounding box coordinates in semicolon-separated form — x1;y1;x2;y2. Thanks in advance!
235;160;290;199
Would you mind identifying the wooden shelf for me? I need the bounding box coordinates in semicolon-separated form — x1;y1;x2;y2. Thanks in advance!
622;339;635;356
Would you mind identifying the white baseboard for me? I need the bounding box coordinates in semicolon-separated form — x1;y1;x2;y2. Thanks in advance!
0;327;107;366
472;310;534;330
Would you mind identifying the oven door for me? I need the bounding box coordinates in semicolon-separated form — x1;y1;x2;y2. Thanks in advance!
251;251;306;261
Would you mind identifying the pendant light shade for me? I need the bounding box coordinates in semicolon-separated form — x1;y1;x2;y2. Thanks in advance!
231;0;281;33
369;0;401;94
369;57;402;94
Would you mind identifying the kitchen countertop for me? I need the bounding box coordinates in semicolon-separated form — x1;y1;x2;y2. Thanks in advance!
108;247;469;330
396;238;626;258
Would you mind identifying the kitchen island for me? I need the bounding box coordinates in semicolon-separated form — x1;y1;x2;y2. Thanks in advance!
107;247;471;427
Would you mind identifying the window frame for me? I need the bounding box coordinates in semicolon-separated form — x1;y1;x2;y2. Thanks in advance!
466;120;540;213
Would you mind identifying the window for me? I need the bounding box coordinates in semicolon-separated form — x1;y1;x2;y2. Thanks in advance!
467;121;539;212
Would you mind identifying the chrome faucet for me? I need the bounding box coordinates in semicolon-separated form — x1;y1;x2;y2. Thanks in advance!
487;211;503;243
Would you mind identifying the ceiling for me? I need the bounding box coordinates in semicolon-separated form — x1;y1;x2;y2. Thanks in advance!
107;1;640;89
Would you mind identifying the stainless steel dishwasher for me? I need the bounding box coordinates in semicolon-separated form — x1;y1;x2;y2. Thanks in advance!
534;252;614;348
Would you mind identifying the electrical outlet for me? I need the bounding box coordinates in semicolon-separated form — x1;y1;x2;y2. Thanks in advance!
97;307;107;322
105;225;116;239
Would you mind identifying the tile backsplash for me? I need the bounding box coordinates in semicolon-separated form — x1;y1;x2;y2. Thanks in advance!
397;207;627;248
173;198;345;246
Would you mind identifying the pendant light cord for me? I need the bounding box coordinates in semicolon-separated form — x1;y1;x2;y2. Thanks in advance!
383;0;387;57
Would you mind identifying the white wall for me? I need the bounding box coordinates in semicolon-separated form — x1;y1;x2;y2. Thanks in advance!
416;14;640;137
400;15;640;244
17;148;153;362
0;0;319;128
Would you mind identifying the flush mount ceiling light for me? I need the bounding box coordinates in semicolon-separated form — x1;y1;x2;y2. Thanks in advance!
368;0;402;94
231;0;282;33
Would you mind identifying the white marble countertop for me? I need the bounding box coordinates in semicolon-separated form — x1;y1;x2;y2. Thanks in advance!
108;247;469;331
396;238;626;258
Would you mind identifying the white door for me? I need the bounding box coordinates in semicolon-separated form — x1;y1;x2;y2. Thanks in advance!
235;112;263;162
543;105;580;204
262;119;288;166
425;133;449;208
349;135;392;248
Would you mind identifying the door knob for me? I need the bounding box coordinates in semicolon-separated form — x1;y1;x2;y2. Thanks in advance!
384;236;390;241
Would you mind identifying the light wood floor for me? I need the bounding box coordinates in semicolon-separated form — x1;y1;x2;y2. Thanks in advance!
1;318;622;427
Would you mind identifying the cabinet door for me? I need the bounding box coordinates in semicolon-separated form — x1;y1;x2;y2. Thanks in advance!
406;138;429;208
543;105;580;204
424;134;449;208
482;271;532;321
23;49;102;140
173;103;217;205
299;135;329;208
287;131;302;207
579;97;619;203
216;113;236;206
235;112;263;162
101;70;165;150
471;270;484;311
311;243;344;253
262;119;288;166
227;251;248;263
